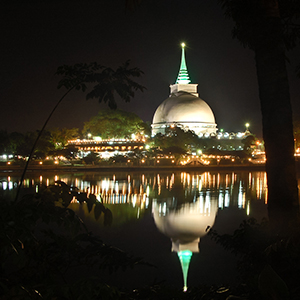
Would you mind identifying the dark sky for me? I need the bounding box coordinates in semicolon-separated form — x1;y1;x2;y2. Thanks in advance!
1;0;300;137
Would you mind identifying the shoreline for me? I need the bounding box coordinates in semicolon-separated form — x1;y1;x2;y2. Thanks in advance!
0;164;266;173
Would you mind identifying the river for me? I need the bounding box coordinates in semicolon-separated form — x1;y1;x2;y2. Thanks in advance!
0;169;269;290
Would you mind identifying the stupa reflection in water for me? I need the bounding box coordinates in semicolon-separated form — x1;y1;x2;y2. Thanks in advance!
152;196;218;291
1;171;268;288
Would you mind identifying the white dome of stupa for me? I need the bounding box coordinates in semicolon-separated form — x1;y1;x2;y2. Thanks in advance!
152;91;216;125
151;43;217;136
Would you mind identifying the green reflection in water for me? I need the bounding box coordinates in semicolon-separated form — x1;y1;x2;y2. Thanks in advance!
178;250;193;292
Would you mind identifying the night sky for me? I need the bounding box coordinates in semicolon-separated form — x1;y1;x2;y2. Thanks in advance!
1;0;300;137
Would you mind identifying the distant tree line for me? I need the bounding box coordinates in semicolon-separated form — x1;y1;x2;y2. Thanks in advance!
4;108;300;162
0;109;150;159
0;129;79;159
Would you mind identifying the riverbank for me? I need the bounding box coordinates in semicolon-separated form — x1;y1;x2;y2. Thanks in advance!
0;163;266;173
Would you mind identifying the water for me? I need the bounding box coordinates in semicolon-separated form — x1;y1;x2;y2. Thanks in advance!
0;170;268;289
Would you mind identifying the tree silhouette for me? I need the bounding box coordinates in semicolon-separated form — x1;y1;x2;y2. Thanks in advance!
219;0;300;232
15;61;145;201
83;109;145;139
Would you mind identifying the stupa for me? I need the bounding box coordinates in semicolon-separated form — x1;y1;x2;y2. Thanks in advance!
152;43;217;137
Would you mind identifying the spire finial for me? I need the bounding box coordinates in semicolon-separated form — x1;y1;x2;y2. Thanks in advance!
176;43;191;84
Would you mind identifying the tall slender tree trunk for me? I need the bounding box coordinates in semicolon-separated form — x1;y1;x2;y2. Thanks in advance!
254;2;299;232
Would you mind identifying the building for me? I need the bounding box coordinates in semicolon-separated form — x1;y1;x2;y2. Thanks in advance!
66;44;260;160
67;138;145;159
151;43;218;137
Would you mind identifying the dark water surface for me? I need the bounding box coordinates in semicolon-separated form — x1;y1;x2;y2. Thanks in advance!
0;170;269;289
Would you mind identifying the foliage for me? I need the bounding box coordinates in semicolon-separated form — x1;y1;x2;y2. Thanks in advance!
0;129;80;158
0;182;152;299
219;0;300;51
13;130;55;158
151;126;199;153
57;61;145;110
209;218;300;299
151;126;247;155
51;144;79;159
0;130;11;154
49;127;80;149
242;134;256;154
0;131;51;157
16;61;145;200
85;61;145;109
82;151;101;165
219;0;299;230
108;150;149;166
83;109;146;139
120;284;236;300
109;154;129;164
141;121;152;137
42;180;112;221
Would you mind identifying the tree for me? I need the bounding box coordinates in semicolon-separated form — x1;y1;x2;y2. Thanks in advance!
152;126;200;153
0;130;10;155
15;130;55;159
1;181;154;299
50;127;80;149
49;128;80;150
16;61;145;200
82;109;145;139
82;151;100;165
8;132;26;155
294;117;300;149
242;134;256;155
219;0;300;232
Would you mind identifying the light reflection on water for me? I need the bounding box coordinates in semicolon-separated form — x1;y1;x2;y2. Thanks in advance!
0;170;269;289
0;171;267;213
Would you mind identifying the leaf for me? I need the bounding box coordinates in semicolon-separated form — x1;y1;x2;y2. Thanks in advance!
61;191;73;207
77;192;87;204
10;243;18;254
94;202;103;220
216;287;229;293
88;194;97;204
86;197;94;213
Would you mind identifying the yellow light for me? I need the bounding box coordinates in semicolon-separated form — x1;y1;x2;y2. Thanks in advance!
39;161;43;165
7;161;11;165
181;42;185;47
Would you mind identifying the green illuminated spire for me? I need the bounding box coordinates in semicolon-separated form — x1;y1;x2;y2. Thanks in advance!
178;250;193;292
176;43;191;84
